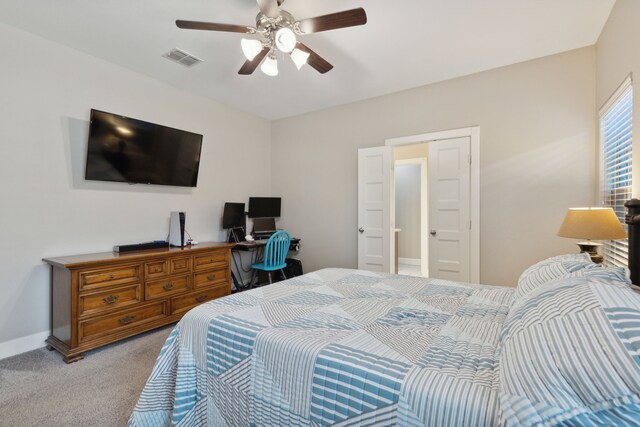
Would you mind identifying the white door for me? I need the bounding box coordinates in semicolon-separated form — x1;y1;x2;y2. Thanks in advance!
428;137;471;282
358;146;393;272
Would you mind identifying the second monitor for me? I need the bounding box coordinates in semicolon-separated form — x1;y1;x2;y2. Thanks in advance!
248;197;281;218
222;202;246;229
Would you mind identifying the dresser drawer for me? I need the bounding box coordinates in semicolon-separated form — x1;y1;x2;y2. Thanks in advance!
79;264;142;291
78;301;167;343
78;284;142;318
194;268;229;289
169;256;191;275
145;275;190;300
145;260;168;279
193;251;229;271
171;285;229;316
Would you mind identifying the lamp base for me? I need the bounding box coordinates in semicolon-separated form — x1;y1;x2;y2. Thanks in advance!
576;241;603;264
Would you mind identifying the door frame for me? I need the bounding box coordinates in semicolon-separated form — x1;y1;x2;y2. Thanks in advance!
386;126;480;283
394;158;429;277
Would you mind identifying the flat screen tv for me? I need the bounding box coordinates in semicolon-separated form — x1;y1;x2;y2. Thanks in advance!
85;109;203;187
248;197;281;218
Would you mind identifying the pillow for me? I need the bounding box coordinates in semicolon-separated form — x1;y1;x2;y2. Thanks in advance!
515;253;595;301
499;276;640;426
511;265;631;311
530;252;593;264
565;265;631;284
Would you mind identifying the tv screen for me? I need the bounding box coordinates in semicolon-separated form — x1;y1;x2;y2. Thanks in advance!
85;109;203;187
222;202;246;229
248;197;281;218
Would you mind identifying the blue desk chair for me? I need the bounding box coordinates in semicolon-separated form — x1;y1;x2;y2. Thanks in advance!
250;230;291;287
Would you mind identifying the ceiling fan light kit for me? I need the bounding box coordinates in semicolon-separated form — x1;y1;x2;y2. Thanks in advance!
176;0;367;77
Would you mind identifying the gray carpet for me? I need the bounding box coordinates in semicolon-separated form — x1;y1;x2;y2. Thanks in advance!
0;325;173;427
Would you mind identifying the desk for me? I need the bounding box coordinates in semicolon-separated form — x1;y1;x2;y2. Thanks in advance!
231;238;301;291
234;240;266;251
233;238;301;252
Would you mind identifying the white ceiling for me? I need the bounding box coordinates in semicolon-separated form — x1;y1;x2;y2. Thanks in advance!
0;0;615;120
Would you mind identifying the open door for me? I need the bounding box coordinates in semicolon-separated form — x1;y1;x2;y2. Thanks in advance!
428;137;471;282
358;146;393;272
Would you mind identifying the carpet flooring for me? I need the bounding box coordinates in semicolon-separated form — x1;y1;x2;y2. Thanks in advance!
0;325;173;427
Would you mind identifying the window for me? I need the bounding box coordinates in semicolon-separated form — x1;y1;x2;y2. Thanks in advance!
600;76;633;267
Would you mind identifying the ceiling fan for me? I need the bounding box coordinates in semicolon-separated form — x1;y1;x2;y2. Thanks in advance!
176;0;367;76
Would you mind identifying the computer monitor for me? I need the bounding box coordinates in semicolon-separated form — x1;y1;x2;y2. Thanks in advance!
222;202;246;229
248;197;281;218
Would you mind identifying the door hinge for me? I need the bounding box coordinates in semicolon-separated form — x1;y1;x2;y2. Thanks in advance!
468;154;472;165
469;220;472;230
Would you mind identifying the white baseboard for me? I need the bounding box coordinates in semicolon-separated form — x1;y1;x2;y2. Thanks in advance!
0;330;49;360
398;257;421;266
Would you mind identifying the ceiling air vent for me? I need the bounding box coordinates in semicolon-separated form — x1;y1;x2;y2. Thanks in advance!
163;48;203;67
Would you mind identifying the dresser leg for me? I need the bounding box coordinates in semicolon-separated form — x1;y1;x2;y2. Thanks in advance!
63;353;85;364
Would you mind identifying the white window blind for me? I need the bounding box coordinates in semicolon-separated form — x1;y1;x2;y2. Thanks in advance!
600;76;633;267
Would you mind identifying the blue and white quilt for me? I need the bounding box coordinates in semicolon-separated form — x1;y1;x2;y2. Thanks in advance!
128;268;514;426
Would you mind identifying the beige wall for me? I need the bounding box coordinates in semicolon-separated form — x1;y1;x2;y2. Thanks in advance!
0;23;271;348
596;0;640;198
272;47;597;287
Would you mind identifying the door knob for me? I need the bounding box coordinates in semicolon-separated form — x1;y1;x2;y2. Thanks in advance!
430;229;437;236
358;227;365;233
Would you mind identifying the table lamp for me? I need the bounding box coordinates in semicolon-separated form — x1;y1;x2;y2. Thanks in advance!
557;207;627;263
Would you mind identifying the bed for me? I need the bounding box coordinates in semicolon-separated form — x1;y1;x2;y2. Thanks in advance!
128;203;640;426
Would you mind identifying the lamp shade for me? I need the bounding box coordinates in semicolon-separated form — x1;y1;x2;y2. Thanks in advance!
557;207;627;240
241;39;263;61
260;54;278;77
290;48;310;70
275;27;296;53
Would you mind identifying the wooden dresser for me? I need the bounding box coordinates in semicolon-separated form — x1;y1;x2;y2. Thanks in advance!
43;242;234;363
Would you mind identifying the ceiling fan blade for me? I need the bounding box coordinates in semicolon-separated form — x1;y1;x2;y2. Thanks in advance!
296;8;367;34
176;20;253;34
256;0;280;18
238;46;270;75
295;43;333;74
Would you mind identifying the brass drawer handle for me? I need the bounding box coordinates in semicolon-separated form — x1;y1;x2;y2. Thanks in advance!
196;295;208;303
119;315;136;325
163;283;174;291
207;274;216;281
102;295;119;304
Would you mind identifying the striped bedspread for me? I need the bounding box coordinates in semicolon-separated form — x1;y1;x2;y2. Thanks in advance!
128;268;514;426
